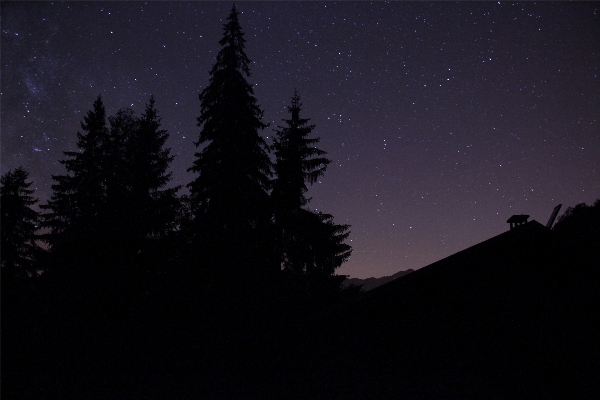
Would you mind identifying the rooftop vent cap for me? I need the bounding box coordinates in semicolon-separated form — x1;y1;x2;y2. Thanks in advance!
507;214;529;230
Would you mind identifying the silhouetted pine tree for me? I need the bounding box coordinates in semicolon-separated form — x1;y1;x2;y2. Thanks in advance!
1;167;41;279
132;96;180;240
272;91;328;216
272;92;351;283
105;107;136;202
187;5;272;277
106;98;180;264
41;95;109;267
100;107;140;264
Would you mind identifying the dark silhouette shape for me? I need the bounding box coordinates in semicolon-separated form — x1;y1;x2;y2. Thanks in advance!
42;94;180;271
272;91;351;276
553;200;599;236
269;91;352;310
40;94;110;272
186;4;272;279
507;213;529;229
546;203;562;228
278;214;600;399
552;199;600;268
1;166;41;279
17;6;600;399
103;97;180;263
272;90;329;214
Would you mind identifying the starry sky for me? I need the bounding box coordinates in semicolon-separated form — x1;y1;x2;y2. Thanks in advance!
2;2;599;279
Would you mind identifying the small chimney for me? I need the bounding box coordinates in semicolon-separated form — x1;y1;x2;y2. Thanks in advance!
507;214;529;230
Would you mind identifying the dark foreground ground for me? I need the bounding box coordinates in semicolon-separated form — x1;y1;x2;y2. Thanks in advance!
3;221;599;399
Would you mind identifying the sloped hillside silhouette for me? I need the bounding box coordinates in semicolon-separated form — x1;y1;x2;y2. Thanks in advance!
273;215;599;399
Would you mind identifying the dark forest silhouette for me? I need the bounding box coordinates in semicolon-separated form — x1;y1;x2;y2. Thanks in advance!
2;6;599;399
3;6;354;397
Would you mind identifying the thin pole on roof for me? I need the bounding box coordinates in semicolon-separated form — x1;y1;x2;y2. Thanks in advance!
546;204;562;229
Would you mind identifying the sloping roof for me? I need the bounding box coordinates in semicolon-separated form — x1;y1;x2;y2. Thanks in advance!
366;219;549;298
297;219;596;398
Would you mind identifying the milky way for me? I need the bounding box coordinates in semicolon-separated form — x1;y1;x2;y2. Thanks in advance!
2;2;599;278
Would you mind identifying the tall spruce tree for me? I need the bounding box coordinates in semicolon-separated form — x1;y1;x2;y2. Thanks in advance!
272;90;329;216
132;96;179;239
187;5;272;275
102;107;140;262
1;167;41;278
272;92;351;278
107;98;180;261
105;107;136;203
41;95;109;262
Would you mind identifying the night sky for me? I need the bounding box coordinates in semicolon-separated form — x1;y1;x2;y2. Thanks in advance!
2;2;599;279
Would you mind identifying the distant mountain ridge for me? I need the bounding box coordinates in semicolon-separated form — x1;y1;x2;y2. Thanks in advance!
344;269;414;291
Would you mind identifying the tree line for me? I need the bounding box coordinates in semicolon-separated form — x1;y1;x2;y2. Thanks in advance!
2;11;354;394
2;6;351;307
3;6;599;397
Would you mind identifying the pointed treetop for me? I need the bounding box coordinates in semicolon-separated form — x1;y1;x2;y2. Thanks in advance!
290;89;302;120
92;94;105;115
141;94;161;124
272;91;330;212
214;3;251;75
1;166;40;276
1;167;37;202
188;3;271;253
81;94;106;133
